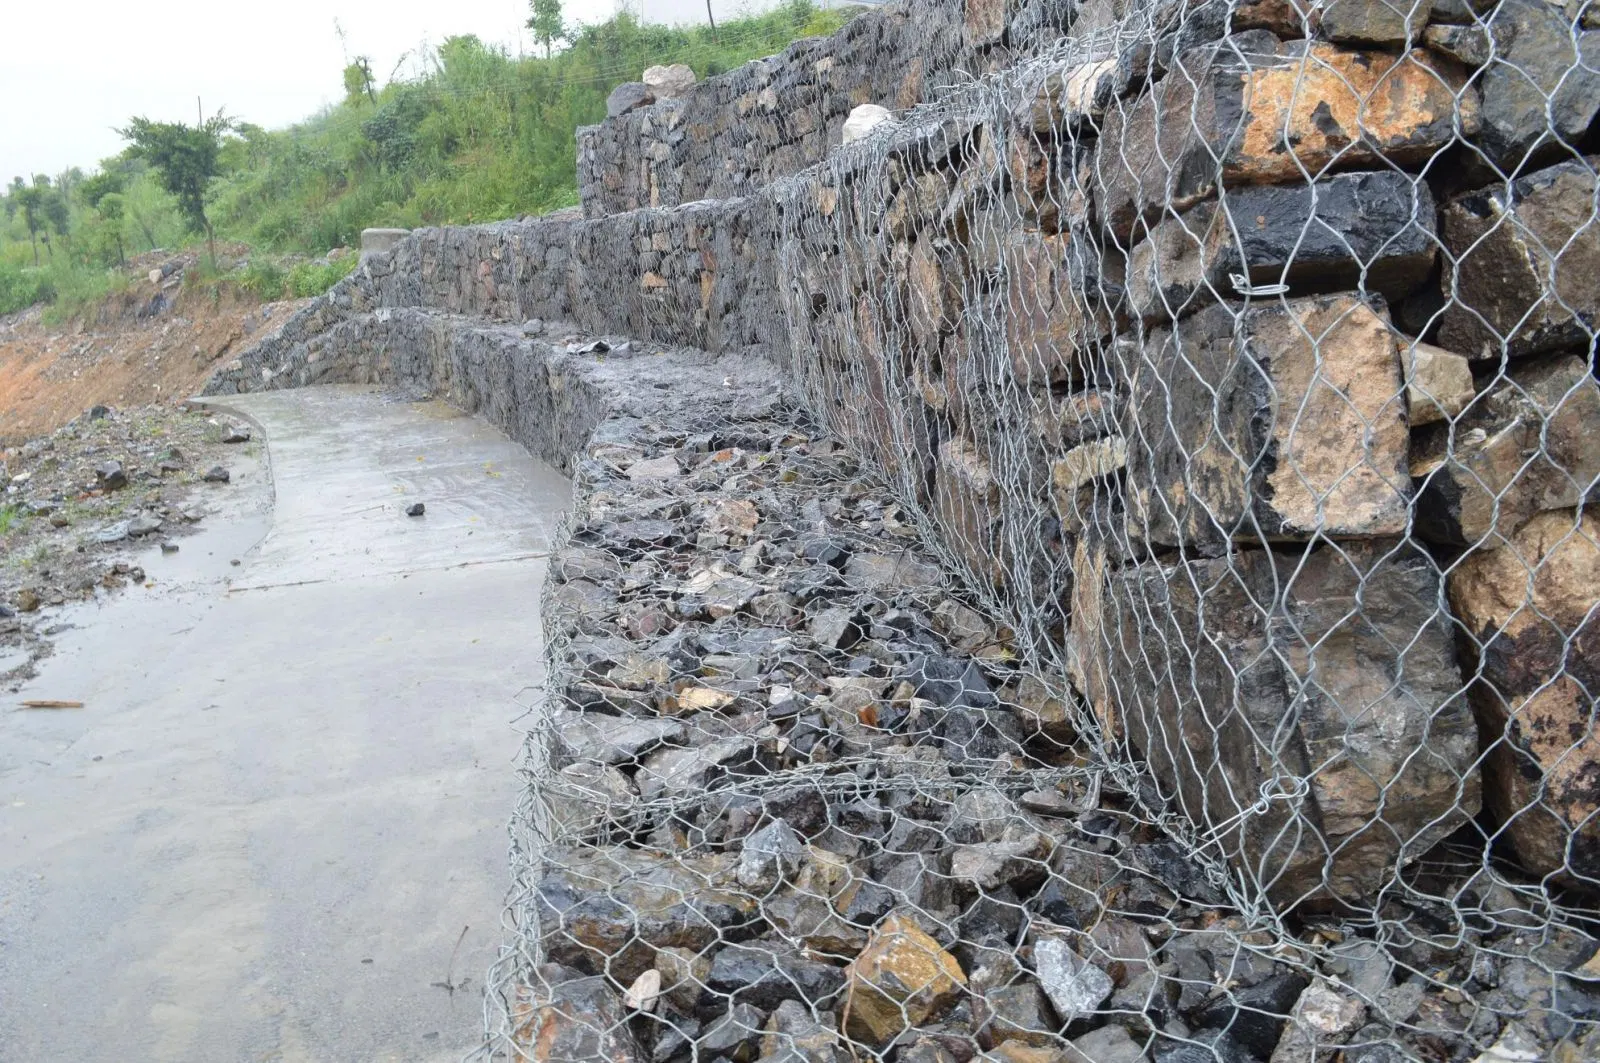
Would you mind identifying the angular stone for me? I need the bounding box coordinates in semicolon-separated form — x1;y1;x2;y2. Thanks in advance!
1126;296;1411;551
1051;437;1125;536
1448;508;1600;881
951;834;1053;891
764;886;870;958
1402;341;1475;426
700;1001;764;1062
655;946;711;1012
706;941;846;1010
1268;982;1366;1063
843;913;967;1044
536;849;755;984
559;713;686;765
1028;59;1121;130
606;82;654;118
737;818;806;888
1412;355;1600;546
908;233;962;350
1105;542;1478;905
1064;1025;1147;1063
641;63;696;99
1437;157;1600;360
1098;34;1476;239
974;981;1061;1049
1192;972;1308;1058
1473;0;1600;168
1002;230;1113;386
761;999;846;1062
95;461;127;490
637;736;758;799
1126;172;1438;322
1423;21;1498;65
1318;0;1433;44
511;963;644;1062
1034;937;1113;1023
936;436;1007;585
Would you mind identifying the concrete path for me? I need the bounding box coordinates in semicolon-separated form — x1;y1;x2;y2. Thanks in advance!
0;386;570;1062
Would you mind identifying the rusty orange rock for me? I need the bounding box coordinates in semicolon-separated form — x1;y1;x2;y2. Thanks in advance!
1098;33;1477;239
1449;508;1600;883
843;913;967;1044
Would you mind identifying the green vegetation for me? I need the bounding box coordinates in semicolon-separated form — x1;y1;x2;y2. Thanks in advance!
0;1;852;320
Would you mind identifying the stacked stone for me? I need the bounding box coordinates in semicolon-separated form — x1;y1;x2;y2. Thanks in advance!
576;0;972;218
513;385;1600;1063
774;0;1600;911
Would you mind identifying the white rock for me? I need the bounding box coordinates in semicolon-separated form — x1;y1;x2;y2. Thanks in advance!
842;104;892;144
624;968;663;1012
642;63;697;99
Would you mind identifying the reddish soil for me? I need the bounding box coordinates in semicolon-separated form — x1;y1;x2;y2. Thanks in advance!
0;257;306;445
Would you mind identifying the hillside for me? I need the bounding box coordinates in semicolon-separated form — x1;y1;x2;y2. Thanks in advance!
0;2;856;325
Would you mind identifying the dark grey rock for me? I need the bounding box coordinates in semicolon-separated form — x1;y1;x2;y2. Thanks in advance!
221;425;252;443
705;943;845;1010
95;461;127;491
1474;0;1600;168
606;82;656;119
1127;171;1437;322
1318;0;1432;43
126;513;163;538
736;818;805;888
1153;1028;1258;1063
405;502;425;517
202;465;230;483
1438;157;1600;360
1190;972;1308;1058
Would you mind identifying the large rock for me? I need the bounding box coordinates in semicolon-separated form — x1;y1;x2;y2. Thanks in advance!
1472;0;1600;168
641;63;696;99
1437;157;1600;361
511;964;643;1062
1002;230;1113;386
1319;0;1432;41
1126;171;1437;322
606;82;654;118
936;437;1007;585
535;848;755;983
1125;296;1411;552
1098;34;1476;239
843;104;893;144
1448;508;1600;882
1412;355;1600;546
843;912;967;1044
1097;541;1478;906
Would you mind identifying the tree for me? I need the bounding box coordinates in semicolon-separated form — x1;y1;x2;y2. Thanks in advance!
528;0;565;59
119;111;231;264
11;177;47;266
40;178;71;258
343;57;377;105
80;173;128;265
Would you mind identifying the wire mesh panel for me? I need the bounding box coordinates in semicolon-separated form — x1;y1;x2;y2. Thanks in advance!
483;0;1600;1059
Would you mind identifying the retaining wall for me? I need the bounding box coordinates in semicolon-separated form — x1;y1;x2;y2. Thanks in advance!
208;0;1600;916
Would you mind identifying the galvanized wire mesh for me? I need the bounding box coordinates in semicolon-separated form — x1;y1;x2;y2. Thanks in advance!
482;1;1600;1060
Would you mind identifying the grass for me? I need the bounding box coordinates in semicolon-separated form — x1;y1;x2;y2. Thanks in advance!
0;504;19;537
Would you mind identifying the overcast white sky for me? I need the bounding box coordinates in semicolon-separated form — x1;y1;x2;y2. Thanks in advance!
0;0;774;184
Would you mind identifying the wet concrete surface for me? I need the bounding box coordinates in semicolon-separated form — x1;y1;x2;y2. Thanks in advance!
0;385;571;1062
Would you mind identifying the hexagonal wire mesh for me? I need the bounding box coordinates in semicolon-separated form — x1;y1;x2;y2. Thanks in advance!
478;2;1600;1060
